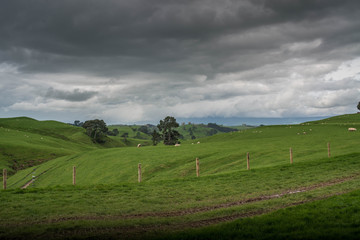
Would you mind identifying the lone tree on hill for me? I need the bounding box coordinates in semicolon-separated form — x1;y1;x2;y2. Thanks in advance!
357;101;360;111
157;116;180;145
82;119;108;143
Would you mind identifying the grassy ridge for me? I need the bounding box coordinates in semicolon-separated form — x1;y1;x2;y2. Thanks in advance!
108;122;248;142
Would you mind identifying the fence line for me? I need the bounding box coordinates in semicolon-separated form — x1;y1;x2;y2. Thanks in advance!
1;142;338;189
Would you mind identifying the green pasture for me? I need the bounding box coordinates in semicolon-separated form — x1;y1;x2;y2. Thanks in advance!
154;188;360;240
0;114;360;239
1;152;360;239
6;114;360;188
0;117;137;174
0;117;98;173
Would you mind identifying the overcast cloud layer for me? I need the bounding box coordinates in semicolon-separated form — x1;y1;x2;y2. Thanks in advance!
1;0;360;124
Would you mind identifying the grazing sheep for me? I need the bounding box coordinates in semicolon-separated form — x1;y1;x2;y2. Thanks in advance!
348;128;357;131
197;141;200;144
175;143;181;147
137;144;141;148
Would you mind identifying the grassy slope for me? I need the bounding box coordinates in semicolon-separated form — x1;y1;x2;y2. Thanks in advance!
1;114;360;239
7;114;359;188
0;117;124;174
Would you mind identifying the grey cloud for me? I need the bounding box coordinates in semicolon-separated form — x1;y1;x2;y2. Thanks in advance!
1;0;360;122
45;88;97;102
1;0;359;77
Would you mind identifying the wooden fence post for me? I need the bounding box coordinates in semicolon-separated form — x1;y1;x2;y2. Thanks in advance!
73;166;76;185
327;142;331;158
247;152;250;170
196;158;200;177
138;163;142;183
3;169;6;190
290;147;293;164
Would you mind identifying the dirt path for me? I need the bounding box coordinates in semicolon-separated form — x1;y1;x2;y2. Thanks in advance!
20;167;53;189
20;179;35;189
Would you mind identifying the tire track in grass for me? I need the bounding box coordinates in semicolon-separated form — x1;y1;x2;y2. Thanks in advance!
5;173;358;227
45;192;350;240
20;166;57;189
52;173;360;221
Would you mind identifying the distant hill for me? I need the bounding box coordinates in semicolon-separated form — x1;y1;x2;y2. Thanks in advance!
108;122;252;142
305;113;360;125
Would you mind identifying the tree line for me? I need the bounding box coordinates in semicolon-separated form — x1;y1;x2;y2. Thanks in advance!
77;116;181;145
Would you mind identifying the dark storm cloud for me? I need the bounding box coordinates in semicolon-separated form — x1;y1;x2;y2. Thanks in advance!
1;0;359;76
1;0;360;122
45;87;97;102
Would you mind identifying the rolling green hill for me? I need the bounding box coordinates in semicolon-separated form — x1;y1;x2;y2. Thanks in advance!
0;117;125;175
6;114;360;187
1;114;360;239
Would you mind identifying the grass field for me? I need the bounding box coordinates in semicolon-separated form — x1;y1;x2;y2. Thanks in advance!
0;117;147;175
0;117;99;174
0;114;360;239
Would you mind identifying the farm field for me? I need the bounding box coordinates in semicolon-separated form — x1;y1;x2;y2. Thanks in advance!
1;114;360;239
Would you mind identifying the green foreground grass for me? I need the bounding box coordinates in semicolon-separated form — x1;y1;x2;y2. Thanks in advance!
154;188;360;240
1;152;360;239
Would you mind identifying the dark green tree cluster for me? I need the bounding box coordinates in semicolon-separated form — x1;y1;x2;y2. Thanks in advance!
158;116;180;145
82;119;108;143
154;116;180;145
151;130;161;145
73;120;84;127
357;101;360;111
107;128;119;136
138;126;149;134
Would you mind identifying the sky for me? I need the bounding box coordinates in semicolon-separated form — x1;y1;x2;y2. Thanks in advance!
0;0;360;125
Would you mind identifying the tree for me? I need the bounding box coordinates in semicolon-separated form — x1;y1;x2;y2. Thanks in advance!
107;128;119;136
82;119;108;143
121;132;129;142
157;116;180;145
113;128;119;136
357;101;360;111
151;130;161;146
73;120;83;127
138;126;149;134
